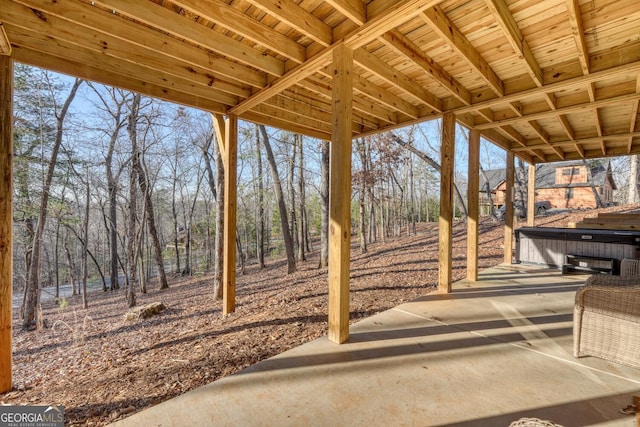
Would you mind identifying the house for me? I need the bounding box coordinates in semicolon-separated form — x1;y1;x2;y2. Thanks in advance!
534;160;616;209
479;160;616;213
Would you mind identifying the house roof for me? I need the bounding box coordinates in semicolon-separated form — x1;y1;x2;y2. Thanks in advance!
479;168;506;192
2;0;640;164
534;160;614;189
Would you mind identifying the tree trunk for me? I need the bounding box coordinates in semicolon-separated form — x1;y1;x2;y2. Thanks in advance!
255;125;266;268
584;160;605;208
319;140;329;269
259;125;296;274
126;98;139;308
296;134;306;262
288;136;299;258
22;78;82;329
82;165;90;309
630;155;640;204
480;165;497;219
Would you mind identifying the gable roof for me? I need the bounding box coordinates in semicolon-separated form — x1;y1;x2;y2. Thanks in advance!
479;169;505;192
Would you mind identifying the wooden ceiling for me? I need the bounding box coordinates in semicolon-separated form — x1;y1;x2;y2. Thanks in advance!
1;0;640;163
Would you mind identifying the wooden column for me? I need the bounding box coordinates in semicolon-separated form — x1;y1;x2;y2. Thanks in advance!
328;44;352;344
438;112;455;293
467;129;480;281
504;152;515;264
526;163;536;227
0;55;13;393
222;115;237;315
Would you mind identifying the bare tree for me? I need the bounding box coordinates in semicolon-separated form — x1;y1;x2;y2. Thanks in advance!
259;125;296;274
23;77;82;329
318;140;329;268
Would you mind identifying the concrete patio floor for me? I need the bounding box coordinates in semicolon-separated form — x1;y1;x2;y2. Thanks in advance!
113;264;640;427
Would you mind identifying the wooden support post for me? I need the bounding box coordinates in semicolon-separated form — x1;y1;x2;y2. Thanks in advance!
222;115;237;315
438;112;455;293
467;129;480;281
527;163;536;227
0;55;13;393
504;152;515;264
328;44;352;344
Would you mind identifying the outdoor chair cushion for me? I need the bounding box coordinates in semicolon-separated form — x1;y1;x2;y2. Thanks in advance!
573;273;640;368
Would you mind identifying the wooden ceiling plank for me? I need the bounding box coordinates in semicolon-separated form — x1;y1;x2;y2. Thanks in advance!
514;130;640;151
484;0;543;87
91;0;285;76
324;0;366;25
12;45;228;114
346;0;441;48
565;0;589;75
171;0;306;63
1;7;248;102
474;92;640;130
245;0;332;46
7;25;241;106
498;125;526;147
11;0;266;89
380;30;471;105
528;120;549;143
457;59;640;117
0;23;11;55
421;5;504;96
251;103;334;133
354;48;443;111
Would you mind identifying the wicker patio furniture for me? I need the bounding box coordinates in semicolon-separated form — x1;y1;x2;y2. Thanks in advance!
573;259;640;368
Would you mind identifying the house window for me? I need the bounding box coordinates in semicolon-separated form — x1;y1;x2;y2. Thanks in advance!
565;188;573;199
562;167;580;176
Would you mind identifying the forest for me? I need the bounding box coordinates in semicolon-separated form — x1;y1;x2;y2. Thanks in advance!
11;64;640;330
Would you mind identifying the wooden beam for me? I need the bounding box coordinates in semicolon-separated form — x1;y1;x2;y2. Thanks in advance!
504;151;514;264
212;113;226;159
0;55;13;393
484;0;542;87
474;91;640;130
12;0;266;89
565;0;589;75
456;61;640;118
438;112;455;293
353;48;443;111
245;0;332;47
422;5;504;96
324;0;366;25
328;44;353;344
629;76;640;153
527;163;535;227
13;46;228;114
171;0;306;63
0;23;11;55
92;0;285;76
467;128;479;281
380;30;471;105
222;115;238;315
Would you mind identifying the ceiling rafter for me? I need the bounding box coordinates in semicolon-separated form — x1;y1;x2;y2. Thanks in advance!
6;23;241;106
484;0;543;87
324;0;366;26
353;49;443;111
512;130;640;152
171;0;306;63
558;114;585;158
565;0;589;75
91;0;285;76
0;23;10;55
379;30;471;105
12;45;228;114
421;5;504;96
474;92;640;130
11;0;266;89
527;119;565;159
458;60;640;117
245;0;332;47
